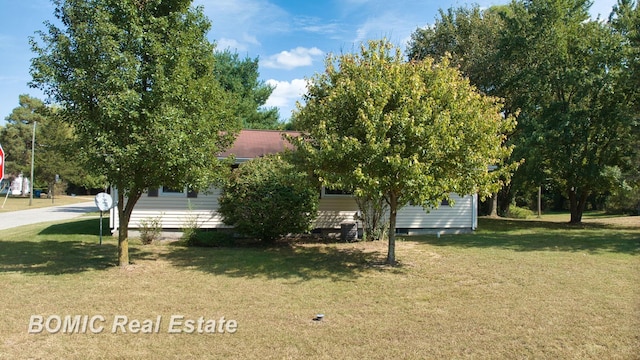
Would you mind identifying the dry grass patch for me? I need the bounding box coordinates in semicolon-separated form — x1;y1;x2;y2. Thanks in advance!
0;217;638;359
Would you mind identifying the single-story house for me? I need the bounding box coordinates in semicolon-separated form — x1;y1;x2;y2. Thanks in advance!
110;129;477;236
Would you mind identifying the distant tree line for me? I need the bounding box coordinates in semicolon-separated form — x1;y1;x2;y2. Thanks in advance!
406;0;640;221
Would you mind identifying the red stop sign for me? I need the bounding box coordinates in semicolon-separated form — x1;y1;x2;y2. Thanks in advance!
0;144;4;180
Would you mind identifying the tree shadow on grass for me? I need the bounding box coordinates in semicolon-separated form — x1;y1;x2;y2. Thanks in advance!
0;240;119;274
38;217;107;236
415;218;640;255
0;218;152;275
478;217;639;232
160;243;391;282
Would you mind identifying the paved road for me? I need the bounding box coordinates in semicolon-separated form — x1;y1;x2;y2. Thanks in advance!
0;202;99;230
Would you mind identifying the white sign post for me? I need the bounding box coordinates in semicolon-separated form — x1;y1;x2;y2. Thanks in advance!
0;144;6;209
0;143;4;180
94;192;114;245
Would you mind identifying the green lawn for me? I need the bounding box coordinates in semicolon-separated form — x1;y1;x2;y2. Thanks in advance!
0;195;94;213
0;216;638;359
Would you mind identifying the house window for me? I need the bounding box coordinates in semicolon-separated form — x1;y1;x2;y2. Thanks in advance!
321;186;353;197
149;186;197;197
160;186;186;196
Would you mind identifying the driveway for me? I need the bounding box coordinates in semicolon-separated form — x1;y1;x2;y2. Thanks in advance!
0;202;99;231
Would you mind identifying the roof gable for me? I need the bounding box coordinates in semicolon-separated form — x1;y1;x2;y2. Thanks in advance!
219;130;300;159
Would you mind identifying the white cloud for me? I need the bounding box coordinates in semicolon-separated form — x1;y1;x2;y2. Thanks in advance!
216;38;244;51
353;13;415;45
293;16;341;36
265;79;308;119
263;47;324;70
216;34;260;52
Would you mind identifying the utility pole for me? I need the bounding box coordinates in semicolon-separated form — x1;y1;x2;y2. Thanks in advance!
29;121;36;206
537;186;542;218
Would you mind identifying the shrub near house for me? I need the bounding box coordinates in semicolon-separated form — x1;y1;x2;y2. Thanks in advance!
218;155;319;242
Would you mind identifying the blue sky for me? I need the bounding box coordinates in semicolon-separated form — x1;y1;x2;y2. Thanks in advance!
0;0;619;125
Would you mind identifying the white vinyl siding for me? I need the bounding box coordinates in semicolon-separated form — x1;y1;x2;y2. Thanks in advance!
314;193;475;230
396;194;475;230
112;187;230;230
314;196;359;228
112;187;476;232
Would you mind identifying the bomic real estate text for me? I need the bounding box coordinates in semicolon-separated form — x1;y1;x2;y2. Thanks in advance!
28;315;238;334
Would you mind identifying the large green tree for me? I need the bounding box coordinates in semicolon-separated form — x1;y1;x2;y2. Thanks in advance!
610;0;640;212
612;0;640;100
1;94;94;195
499;0;636;223
409;0;638;222
213;50;280;129
292;40;516;265
1;95;45;177
30;0;240;266
407;5;513;216
407;5;509;97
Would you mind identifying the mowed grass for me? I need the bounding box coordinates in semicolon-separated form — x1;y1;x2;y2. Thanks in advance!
0;195;95;213
0;216;638;359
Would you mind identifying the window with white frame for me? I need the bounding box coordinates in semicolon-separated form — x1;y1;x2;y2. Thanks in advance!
160;186;185;196
321;186;353;197
147;186;197;198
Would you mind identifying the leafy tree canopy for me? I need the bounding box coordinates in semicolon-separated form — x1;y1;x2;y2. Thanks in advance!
292;39;516;264
408;0;639;222
1;94;101;193
213;50;280;129
407;4;510;96
30;0;240;265
499;0;636;222
1;95;46;177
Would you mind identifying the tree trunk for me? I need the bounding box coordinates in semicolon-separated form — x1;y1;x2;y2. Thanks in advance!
568;187;588;223
386;192;398;266
489;192;498;217
116;188;142;267
118;221;129;267
117;190;129;267
537;186;542;218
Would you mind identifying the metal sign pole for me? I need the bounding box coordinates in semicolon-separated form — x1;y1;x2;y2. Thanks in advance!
94;192;113;245
1;183;8;209
99;211;103;245
29;121;36;206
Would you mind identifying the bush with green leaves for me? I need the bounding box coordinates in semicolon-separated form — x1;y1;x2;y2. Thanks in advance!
218;155;319;242
507;204;534;219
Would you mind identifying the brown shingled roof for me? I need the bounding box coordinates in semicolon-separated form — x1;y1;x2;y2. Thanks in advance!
219;129;300;159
